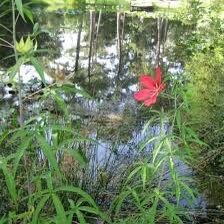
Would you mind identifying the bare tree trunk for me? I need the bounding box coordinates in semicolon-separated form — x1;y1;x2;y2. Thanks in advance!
88;10;96;83
93;10;102;60
121;13;125;41
163;18;169;43
75;14;83;72
155;17;162;67
114;12;126;95
162;18;169;56
117;12;122;79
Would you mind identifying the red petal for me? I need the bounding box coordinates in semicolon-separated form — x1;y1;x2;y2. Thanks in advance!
159;83;166;92
140;75;156;89
134;89;154;101
155;67;162;85
144;95;157;106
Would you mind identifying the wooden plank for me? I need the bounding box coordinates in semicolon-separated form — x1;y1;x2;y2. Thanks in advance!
131;0;181;9
131;0;153;7
153;0;181;9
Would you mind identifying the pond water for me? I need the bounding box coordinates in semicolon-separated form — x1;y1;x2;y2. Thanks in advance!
1;4;224;223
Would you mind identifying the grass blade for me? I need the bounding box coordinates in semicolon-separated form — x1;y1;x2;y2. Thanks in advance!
32;194;50;224
37;135;61;177
52;194;68;224
0;158;17;203
56;186;98;208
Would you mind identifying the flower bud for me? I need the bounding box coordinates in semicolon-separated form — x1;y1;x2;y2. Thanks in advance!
16;36;34;54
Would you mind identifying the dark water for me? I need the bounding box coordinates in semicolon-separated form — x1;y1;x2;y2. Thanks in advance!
1;5;224;222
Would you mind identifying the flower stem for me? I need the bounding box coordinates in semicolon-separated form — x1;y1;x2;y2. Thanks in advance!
11;0;23;126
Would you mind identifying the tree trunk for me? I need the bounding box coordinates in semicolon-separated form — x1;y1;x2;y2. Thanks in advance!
88;10;96;83
93;10;102;61
75;14;83;72
117;12;125;79
162;18;169;56
155;17;162;67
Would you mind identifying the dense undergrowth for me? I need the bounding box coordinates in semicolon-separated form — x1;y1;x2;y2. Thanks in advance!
175;0;224;171
0;0;224;223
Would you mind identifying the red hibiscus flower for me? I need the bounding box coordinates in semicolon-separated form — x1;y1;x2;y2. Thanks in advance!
134;67;165;107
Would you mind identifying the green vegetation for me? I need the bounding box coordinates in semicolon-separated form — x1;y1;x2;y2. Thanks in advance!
0;0;224;223
178;0;224;171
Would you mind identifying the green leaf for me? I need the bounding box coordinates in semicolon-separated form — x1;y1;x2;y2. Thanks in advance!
78;207;109;223
0;131;10;145
0;215;8;224
15;0;26;21
11;207;34;222
45;172;53;191
157;192;183;223
52;91;68;116
30;57;46;84
50;125;91;142
33;23;39;33
76;210;86;224
7;56;27;80
139;136;159;151
142;116;159;134
36;135;61;177
52;194;68;224
23;6;34;23
129;188;142;211
0;0;10;9
180;182;196;203
152;141;164;164
32;194;50;224
125;166;141;185
176;110;182;133
78;206;99;215
10;128;29;143
0;159;17;203
13;136;32;177
142;165;147;190
56;186;98;208
147;195;158;224
111;190;130;216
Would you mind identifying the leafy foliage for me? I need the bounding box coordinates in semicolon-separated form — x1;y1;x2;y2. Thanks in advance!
182;0;224;170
